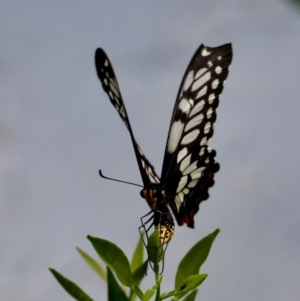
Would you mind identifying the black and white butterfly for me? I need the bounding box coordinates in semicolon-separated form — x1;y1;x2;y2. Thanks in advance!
95;43;232;246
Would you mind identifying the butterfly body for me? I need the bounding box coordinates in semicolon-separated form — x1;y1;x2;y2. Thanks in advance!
140;184;175;244
95;43;232;245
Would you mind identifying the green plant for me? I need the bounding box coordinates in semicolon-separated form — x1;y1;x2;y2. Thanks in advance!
50;228;220;301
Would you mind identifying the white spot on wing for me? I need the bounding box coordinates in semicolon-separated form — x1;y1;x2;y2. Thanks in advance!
206;107;213;119
178;98;192;114
183;70;194;91
188;99;194;107
183;188;189;195
207;61;213;67
191;167;206;180
114;96;120;105
215;66;222;74
218;56;222;60
175;196;182;211
177;147;188;163
212;79;219;89
200;136;208;146
176;175;188;193
208;93;215;104
183;160;198;175
201;48;211;56
149;173;156;183
188;179;198;188
110;79;119;96
112;78;118;87
199;147;205;156
190;100;205;117
167;121;184;153
109;82;119;98
185;114;204;132
137;145;144;156
154;175;160;183
204;122;211;134
181;129;200;145
180;154;192;172
178;192;184;203
119;106;127;120
191;72;211;92
141;159;145;169
195;86;207;100
104;59;109;67
195;68;207;79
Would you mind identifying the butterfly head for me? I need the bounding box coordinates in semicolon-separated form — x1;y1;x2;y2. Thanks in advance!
140;184;165;210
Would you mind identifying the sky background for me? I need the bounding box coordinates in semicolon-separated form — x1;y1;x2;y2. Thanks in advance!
1;1;300;300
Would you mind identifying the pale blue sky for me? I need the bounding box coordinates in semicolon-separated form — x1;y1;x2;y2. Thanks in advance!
1;1;300;300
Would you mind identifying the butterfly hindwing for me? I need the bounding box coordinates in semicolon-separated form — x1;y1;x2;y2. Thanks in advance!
161;44;233;227
95;49;160;186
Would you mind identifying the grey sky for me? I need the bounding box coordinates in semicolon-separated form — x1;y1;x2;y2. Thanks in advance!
1;1;300;300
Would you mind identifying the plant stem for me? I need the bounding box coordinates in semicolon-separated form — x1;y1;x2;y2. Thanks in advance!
154;263;161;301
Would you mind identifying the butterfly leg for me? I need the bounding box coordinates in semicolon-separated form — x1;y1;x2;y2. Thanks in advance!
139;210;155;249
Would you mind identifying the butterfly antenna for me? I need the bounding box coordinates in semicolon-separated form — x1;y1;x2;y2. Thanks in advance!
99;170;143;188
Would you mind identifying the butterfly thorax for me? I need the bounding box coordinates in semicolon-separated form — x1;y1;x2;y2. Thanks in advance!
140;184;166;211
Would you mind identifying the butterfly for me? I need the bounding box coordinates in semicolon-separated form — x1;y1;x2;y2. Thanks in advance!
95;43;232;246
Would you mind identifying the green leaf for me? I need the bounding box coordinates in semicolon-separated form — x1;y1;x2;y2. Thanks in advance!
131;234;147;285
88;236;134;288
161;281;199;301
147;231;164;264
76;247;106;281
175;229;219;288
49;268;94;301
182;289;198;301
131;233;144;273
175;274;207;297
107;267;128;301
160;290;175;300
289;0;300;8
132;285;144;300
132;261;148;285
142;289;155;301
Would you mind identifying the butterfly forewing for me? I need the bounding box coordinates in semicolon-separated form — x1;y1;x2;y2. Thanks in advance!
95;49;160;186
161;44;233;227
